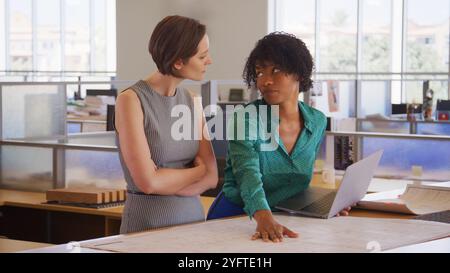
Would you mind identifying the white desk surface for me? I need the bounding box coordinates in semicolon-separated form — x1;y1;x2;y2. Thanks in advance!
22;222;449;253
19;181;450;253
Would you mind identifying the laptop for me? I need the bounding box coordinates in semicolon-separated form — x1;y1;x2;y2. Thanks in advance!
275;150;383;219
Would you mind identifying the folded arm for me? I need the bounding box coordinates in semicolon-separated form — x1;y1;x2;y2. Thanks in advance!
176;94;218;196
115;90;207;195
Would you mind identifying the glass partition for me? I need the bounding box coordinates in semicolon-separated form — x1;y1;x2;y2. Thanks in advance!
0;145;53;191
0;132;120;191
65;149;125;189
358;119;410;134
315;131;450;183
1;84;66;139
362;136;450;181
417;122;450;135
358;81;391;118
66;132;116;146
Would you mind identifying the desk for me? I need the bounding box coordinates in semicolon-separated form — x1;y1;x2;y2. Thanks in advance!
67;115;107;121
0;189;123;245
2;177;447;251
0;238;53;253
0;189;123;218
0;189;214;217
67;115;107;133
23;209;449;253
0;189;214;246
20;187;449;253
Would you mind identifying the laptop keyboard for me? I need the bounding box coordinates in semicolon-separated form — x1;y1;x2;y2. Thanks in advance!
301;192;337;215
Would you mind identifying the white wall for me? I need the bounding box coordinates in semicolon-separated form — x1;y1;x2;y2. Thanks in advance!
116;0;269;84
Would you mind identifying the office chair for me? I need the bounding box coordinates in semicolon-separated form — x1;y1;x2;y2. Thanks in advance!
206;190;245;220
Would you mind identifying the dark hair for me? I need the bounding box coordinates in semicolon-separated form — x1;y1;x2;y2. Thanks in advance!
149;15;206;76
243;32;314;92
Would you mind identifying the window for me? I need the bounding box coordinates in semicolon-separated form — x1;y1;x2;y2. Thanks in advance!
275;0;316;58
9;0;32;71
0;0;116;75
404;0;449;102
275;0;450;109
64;0;90;71
0;0;6;72
360;0;392;72
318;0;357;73
93;0;116;72
36;0;61;71
405;0;449;73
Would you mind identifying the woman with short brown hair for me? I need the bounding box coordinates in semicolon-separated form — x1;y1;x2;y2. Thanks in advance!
115;15;218;234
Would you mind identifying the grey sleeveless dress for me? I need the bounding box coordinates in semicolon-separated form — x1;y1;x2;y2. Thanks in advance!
116;80;205;234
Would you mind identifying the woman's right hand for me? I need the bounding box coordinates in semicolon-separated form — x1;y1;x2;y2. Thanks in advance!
252;210;299;243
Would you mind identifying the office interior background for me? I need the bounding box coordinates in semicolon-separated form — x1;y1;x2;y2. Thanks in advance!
0;0;449;201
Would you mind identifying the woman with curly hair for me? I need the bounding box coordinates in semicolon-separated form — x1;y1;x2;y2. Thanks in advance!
208;32;351;243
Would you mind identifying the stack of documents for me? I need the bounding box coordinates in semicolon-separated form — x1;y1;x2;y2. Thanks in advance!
357;184;450;215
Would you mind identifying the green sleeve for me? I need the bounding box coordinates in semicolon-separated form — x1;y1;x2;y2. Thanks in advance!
315;125;326;155
227;111;270;218
228;139;271;218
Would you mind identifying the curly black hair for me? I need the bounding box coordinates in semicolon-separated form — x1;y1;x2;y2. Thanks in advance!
243;32;314;93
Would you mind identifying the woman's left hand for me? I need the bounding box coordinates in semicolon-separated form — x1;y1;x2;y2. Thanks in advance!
335;203;356;217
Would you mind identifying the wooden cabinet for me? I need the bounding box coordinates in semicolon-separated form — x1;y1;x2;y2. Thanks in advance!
1;206;49;243
0;206;121;244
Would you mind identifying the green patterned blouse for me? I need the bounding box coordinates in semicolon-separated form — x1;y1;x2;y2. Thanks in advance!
222;99;327;218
